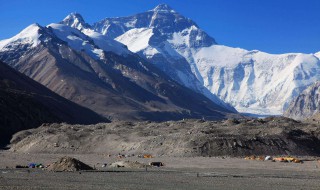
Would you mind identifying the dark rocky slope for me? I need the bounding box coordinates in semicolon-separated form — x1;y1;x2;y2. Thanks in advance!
284;82;320;120
0;61;107;147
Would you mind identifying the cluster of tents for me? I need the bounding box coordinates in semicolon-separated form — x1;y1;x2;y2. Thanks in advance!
245;155;303;163
15;163;44;169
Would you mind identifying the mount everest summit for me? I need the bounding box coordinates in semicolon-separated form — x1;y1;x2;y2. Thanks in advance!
1;4;320;119
92;4;320;116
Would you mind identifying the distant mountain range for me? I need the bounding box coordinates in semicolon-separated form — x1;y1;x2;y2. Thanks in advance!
0;4;319;121
0;7;236;122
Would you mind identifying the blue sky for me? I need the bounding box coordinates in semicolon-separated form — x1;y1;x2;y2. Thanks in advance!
1;0;319;54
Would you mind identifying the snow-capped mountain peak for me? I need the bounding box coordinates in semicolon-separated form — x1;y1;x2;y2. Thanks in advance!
59;13;130;56
0;23;43;51
150;4;175;13
60;12;90;30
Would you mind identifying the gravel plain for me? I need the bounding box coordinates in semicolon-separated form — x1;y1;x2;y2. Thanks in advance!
1;151;320;190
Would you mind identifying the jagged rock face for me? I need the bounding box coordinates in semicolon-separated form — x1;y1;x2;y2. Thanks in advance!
93;4;320;116
0;60;107;146
0;22;235;122
284;82;320;120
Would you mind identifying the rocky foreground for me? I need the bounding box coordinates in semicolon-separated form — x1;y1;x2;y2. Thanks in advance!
9;117;320;157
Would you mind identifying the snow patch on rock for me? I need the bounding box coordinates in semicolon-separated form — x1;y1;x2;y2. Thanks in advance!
115;28;154;52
